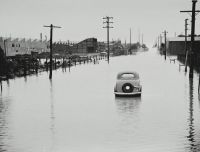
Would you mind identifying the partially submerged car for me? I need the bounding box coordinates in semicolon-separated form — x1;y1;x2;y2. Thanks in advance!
114;71;142;97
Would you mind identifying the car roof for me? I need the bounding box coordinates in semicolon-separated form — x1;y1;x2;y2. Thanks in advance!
117;71;139;79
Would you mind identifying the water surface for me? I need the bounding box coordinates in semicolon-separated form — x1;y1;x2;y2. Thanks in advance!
0;48;200;152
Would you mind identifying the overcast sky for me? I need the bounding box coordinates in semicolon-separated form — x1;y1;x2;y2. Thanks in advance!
0;0;200;45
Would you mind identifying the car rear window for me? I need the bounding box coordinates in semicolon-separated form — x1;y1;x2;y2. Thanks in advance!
119;73;139;80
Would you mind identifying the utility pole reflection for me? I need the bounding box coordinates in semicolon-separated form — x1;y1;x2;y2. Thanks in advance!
49;79;55;151
187;78;196;151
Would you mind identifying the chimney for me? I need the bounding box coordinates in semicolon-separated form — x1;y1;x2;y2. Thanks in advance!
40;33;42;42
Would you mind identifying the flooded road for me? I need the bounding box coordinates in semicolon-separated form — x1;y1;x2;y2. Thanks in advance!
0;48;200;152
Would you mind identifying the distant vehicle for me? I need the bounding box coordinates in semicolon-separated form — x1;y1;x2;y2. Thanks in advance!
114;71;142;97
100;51;107;56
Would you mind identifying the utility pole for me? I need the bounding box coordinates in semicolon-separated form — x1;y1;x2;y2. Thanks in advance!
163;30;168;60
130;28;132;54
44;24;61;79
3;39;7;57
138;29;140;45
180;0;199;78
103;16;113;64
141;34;143;46
160;34;162;48
190;0;197;78
184;19;189;72
157;36;159;49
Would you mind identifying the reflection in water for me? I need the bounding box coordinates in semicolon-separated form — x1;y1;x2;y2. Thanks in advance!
50;80;55;131
24;76;27;83
114;96;142;141
187;78;196;151
198;74;200;102
0;97;9;152
0;86;2;94
115;96;141;114
49;79;55;152
6;80;9;88
0;81;2;93
62;67;67;73
114;96;142;148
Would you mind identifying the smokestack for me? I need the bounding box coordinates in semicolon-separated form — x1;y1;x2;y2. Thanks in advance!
40;33;42;42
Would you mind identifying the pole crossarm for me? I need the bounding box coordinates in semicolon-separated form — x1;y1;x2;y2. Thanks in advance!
43;25;61;28
103;17;113;19
43;25;51;27
104;27;113;28
52;26;61;28
103;22;114;24
180;10;200;12
180;10;200;16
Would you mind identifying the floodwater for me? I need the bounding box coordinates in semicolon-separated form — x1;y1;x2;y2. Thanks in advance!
0;48;200;152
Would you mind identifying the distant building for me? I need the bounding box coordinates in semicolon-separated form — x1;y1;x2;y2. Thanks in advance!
167;37;200;55
0;37;103;57
96;40;126;56
70;38;98;56
98;41;106;52
0;37;50;57
52;41;71;56
110;40;126;56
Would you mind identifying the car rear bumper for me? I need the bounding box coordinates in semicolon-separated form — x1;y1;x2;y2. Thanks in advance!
114;91;141;96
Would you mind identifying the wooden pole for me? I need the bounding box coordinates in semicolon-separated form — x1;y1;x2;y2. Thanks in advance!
3;40;7;57
160;34;162;47
130;28;132;54
49;24;53;79
189;0;197;78
103;16;113;64
43;24;61;79
163;30;167;60
185;19;188;72
107;17;110;63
